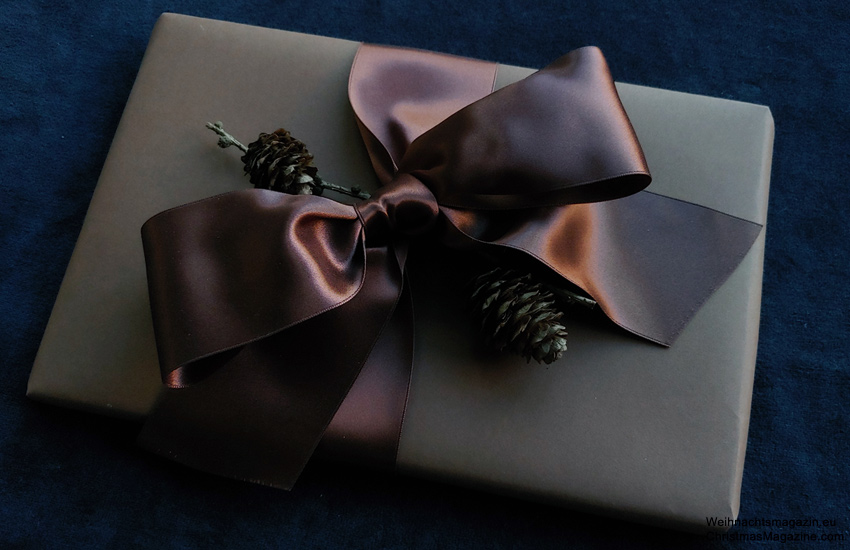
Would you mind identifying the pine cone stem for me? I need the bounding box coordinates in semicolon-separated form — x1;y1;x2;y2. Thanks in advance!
313;176;371;200
206;121;248;153
546;285;597;309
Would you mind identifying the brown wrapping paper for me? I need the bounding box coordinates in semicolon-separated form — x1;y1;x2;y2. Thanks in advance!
28;13;773;532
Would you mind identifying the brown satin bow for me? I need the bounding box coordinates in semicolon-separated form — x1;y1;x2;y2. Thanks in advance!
138;44;762;488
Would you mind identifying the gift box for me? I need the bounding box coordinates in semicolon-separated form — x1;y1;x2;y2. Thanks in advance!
28;13;773;532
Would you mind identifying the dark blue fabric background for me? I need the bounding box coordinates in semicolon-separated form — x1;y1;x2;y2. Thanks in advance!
2;1;847;548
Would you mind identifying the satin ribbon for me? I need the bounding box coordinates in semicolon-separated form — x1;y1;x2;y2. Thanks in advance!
138;44;762;488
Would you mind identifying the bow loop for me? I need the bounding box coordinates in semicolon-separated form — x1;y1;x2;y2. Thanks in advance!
142;189;366;387
354;45;651;211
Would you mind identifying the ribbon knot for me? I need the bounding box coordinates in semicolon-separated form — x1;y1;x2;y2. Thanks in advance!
355;173;440;245
137;44;762;489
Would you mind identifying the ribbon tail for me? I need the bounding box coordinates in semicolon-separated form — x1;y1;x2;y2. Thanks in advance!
317;272;414;470
440;191;763;346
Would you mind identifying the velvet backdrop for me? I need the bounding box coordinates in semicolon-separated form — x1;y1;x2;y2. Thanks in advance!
2;1;847;548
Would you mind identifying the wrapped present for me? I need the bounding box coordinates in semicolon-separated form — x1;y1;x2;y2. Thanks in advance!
28;13;773;532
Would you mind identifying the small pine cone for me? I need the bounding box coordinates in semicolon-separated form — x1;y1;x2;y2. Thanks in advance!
469;268;568;364
241;128;323;195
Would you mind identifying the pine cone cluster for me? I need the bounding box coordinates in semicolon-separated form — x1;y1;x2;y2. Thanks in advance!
241;129;323;195
469;267;568;364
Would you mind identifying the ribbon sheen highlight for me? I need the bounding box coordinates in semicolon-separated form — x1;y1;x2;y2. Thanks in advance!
138;44;762;488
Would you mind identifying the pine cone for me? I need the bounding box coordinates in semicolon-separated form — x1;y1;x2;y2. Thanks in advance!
469;267;568;364
241;129;323;195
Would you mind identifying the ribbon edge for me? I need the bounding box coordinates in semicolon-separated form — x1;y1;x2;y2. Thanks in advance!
431;171;653;211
